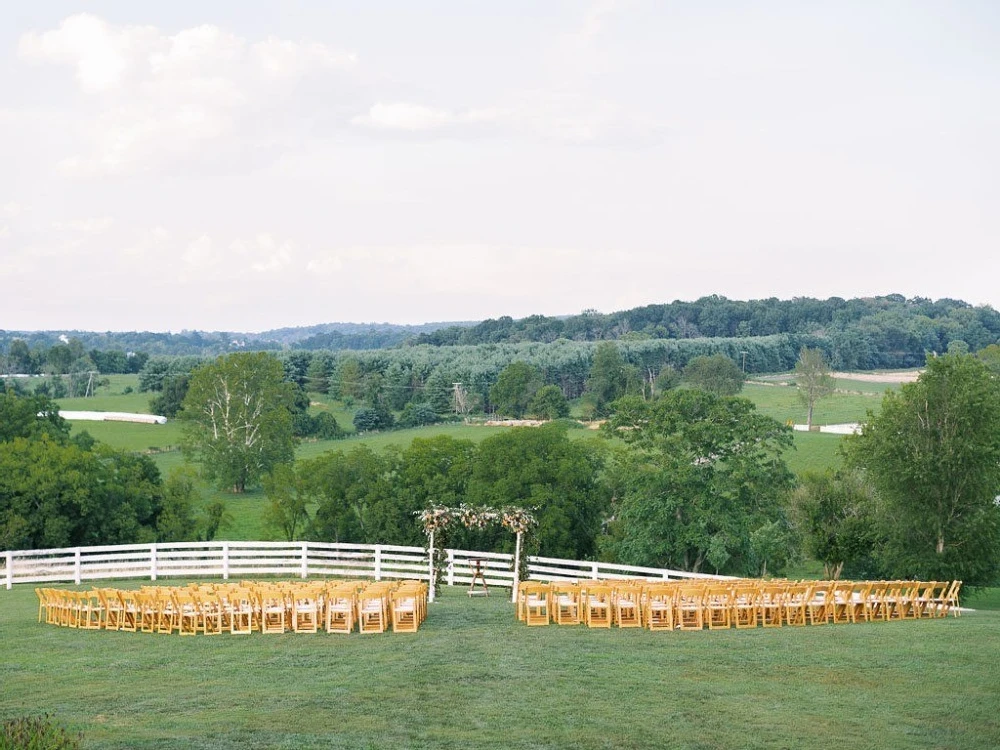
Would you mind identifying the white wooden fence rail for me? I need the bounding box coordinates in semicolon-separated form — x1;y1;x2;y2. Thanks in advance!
2;542;731;591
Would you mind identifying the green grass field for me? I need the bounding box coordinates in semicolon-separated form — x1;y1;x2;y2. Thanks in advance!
1;583;997;749
741;382;882;426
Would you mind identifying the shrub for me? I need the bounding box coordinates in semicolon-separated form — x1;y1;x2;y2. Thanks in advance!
353;406;394;433
398;402;441;428
1;715;82;749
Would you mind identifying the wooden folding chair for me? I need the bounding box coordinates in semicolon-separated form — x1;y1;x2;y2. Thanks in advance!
584;584;613;628
675;584;706;631
224;587;255;634
391;589;419;633
645;584;675;631
940;580;962;617
552;582;582;625
704;584;733;630
828;581;854;624
291;584;321;634
77;590;105;630
357;584;391;633
97;588;125;630
522;582;551;626
173;589;201;636
759;584;785;628
782;583;810;627
614;583;643;628
325;583;356;634
806;581;833;625
260;585;288;634
732;582;759;629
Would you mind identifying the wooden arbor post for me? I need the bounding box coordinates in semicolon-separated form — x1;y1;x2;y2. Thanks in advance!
511;530;522;604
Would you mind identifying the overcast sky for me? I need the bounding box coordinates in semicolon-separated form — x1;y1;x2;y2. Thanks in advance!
2;1;998;333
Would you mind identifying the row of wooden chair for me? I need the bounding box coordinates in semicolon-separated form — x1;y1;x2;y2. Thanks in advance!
516;579;962;630
35;579;429;635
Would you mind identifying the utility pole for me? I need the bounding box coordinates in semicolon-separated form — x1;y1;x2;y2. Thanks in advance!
741;351;748;375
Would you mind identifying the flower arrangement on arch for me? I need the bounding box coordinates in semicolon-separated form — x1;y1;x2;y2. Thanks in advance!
416;504;536;535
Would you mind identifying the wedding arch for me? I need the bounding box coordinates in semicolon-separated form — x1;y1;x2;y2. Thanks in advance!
417;504;536;603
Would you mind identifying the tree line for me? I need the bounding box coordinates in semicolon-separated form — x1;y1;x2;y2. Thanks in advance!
411;294;1000;366
4;294;998;365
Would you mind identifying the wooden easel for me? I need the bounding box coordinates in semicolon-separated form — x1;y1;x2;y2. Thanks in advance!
468;558;489;596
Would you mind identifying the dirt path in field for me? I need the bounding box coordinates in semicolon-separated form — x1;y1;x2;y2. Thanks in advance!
830;371;922;384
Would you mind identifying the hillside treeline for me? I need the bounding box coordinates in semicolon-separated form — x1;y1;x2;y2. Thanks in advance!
0;322;453;358
414;295;1000;369
3;295;998;365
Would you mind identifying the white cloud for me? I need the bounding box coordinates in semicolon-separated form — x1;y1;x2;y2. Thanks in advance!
352;102;456;131
232;233;296;273
53;216;114;234
18;15;356;175
351;94;661;145
182;234;217;270
123;226;169;259
253;37;357;78
567;0;621;50
17;14;147;93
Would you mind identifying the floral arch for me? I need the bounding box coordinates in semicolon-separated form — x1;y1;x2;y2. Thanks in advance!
417;504;536;603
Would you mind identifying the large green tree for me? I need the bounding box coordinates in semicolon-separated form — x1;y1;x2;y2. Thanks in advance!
179;352;296;493
528;384;570;419
845;353;1000;586
489;361;542;418
681;354;744;396
467;424;609;559
791;469;883;580
794;347;835;428
585;342;633;415
603;390;795;576
303;445;402;544
0;390;69;443
0;438;163;550
262;464;310;541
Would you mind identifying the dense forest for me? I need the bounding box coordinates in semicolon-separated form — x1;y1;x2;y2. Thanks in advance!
2;295;997;364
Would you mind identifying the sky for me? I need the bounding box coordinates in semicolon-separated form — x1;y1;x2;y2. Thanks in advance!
2;1;998;333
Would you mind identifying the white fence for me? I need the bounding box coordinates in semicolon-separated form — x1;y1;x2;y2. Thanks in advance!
2;541;730;591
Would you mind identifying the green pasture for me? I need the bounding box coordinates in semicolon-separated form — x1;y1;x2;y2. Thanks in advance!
741;382;881;426
1;583;997;749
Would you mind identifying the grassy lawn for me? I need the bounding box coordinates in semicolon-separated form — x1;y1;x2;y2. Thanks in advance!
1;583;997;749
785;432;845;476
742;382;882;426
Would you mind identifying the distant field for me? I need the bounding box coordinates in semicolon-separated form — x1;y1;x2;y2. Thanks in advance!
742;381;882;426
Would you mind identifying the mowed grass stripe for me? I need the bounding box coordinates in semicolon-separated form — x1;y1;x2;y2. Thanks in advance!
2;584;998;749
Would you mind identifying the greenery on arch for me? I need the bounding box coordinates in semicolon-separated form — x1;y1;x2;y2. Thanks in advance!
416;503;537;586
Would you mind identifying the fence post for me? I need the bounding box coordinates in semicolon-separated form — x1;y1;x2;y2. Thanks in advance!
301;542;309;579
446;550;455;587
5;552;12;590
222;542;230;581
73;547;82;585
591;561;599;580
150;544;158;582
374;545;382;581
